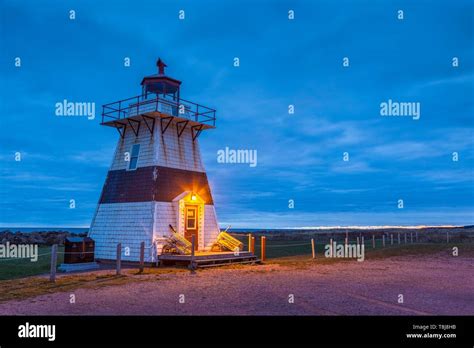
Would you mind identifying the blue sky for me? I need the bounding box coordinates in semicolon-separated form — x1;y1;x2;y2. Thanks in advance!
0;0;473;228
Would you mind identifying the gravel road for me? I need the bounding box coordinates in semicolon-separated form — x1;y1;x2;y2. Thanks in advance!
0;253;472;315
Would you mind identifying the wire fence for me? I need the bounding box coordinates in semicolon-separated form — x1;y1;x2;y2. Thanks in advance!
233;230;474;259
1;229;473;281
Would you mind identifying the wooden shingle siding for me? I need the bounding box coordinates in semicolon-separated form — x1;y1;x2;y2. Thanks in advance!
99;166;214;204
157;125;205;172
89;202;155;262
203;204;220;249
89;202;219;260
99;167;155;203
153;202;176;237
109;121;157;171
108;119;205;173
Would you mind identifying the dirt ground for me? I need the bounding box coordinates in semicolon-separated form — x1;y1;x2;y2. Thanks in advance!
0;252;472;315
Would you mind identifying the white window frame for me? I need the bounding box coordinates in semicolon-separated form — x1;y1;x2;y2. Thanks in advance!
185;206;198;230
128;144;140;171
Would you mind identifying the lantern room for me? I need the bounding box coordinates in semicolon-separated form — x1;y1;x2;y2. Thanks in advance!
141;58;181;102
101;58;216;140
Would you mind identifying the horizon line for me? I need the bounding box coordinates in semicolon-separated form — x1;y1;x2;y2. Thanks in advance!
0;224;470;230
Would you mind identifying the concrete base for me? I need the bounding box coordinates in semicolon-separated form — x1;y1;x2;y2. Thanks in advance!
59;262;100;272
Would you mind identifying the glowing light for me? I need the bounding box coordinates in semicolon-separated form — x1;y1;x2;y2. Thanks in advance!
191;194;197;201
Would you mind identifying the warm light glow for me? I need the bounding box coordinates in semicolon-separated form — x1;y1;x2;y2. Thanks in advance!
191;194;197;201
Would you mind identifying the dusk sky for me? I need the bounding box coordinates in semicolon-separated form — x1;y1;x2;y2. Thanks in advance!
1;0;473;228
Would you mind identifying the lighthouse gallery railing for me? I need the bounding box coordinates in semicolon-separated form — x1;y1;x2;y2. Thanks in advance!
101;94;216;126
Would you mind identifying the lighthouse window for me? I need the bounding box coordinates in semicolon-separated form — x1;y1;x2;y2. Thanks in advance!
186;207;197;230
128;144;140;170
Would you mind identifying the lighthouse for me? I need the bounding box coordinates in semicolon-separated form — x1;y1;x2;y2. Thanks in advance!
88;59;220;262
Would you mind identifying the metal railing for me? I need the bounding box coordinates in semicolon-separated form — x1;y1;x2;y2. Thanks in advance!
101;94;216;126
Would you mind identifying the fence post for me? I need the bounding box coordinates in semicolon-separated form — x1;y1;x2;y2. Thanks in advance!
372;234;375;249
345;237;348;248
410;232;413;244
416;231;418;243
248;234;252;252
116;243;122;275
49;244;58;283
139;242;145;273
446;231;449;244
382;235;385;248
311;238;316;259
398;232;401;245
390;234;393;245
404;233;407;244
261;236;266;262
250;236;255;254
190;235;196;274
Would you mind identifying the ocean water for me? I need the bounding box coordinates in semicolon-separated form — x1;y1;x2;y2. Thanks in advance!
0;226;469;235
0;227;89;234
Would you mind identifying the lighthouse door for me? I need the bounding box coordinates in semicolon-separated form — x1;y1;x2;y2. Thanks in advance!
184;205;199;250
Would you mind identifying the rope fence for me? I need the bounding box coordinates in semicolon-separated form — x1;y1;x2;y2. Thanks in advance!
264;242;313;248
0;251;53;261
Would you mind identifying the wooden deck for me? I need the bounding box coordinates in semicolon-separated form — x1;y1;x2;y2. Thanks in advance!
158;251;259;268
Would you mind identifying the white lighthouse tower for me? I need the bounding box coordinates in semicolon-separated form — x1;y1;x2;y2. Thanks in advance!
88;59;221;262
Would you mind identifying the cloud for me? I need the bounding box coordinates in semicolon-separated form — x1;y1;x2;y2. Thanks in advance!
0;173;63;182
219;208;474;228
67;150;113;167
413;73;474;91
330;161;380;174
370;141;440;161
367;129;474;161
415;169;474;184
323;188;374;194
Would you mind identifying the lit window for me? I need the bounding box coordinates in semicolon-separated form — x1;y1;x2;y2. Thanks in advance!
129;144;140;170
186;207;197;229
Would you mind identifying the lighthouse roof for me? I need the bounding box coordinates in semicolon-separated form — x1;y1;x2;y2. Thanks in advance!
141;73;181;82
141;73;181;86
141;58;181;94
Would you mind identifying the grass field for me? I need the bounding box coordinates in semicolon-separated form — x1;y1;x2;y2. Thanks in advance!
0;237;471;280
0;246;64;281
269;243;474;268
233;234;442;259
0;267;187;303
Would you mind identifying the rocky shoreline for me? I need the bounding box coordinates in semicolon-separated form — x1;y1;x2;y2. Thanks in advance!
0;230;87;245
